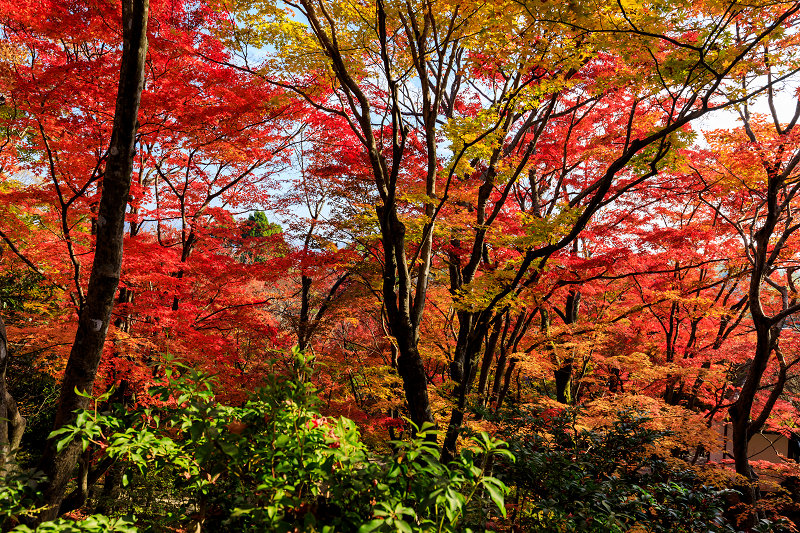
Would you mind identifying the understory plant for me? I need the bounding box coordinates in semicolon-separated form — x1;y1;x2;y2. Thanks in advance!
491;405;763;533
1;349;510;532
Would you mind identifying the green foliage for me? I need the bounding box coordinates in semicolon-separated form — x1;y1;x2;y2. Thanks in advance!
243;211;282;238
0;269;51;316
493;406;740;532
12;515;138;533
5;348;510;532
354;427;513;533
0;467;42;525
0;466;135;532
238;211;284;262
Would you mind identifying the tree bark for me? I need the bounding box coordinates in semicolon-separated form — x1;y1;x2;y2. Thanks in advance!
476;314;502;399
95;460;126;515
36;0;149;520
555;289;580;404
377;204;435;429
496;357;519;412
0;313;25;470
442;320;485;461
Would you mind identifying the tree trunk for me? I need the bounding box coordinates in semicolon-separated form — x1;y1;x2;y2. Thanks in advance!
476;315;502;399
496;357;518;411
554;358;573;404
393;326;434;430
96;460;126;515
490;350;508;407
442;324;485;461
0;314;25;470
378;204;435;430
298;275;312;351
729;323;774;507
554;290;580;404
36;0;149;520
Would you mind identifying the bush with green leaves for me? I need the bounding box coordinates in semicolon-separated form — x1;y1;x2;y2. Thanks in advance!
492;405;747;533
2;349;511;532
11;516;138;533
0;466;135;532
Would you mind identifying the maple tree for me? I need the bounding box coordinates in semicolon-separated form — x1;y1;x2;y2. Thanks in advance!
688;105;800;499
0;0;300;519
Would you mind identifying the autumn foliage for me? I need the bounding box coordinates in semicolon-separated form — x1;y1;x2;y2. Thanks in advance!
2;0;800;530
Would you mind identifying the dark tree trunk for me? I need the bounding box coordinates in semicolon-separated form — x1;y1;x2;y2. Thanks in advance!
36;0;149;520
496;357;518;412
554;358;573;404
377;204;435;430
449;311;473;384
554;289;580;404
95;460;126;515
0;313;25;469
393;323;434;430
296;272;348;352
476;314;502;399
298;275;313;351
729;322;775;505
442;322;486;461
490;350;508;407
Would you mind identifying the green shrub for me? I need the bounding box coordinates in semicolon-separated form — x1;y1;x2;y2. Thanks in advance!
2;348;510;532
0;466;135;532
492;405;740;532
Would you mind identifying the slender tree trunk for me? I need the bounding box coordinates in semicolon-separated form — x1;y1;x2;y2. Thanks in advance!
298;275;312;351
729;323;774;505
449;311;473;383
393;324;434;429
378;205;435;430
476;315;502;400
496;357;519;411
448;309;527;454
36;0;149;520
96;460;126;515
0;314;25;470
490;350;508;407
442;325;485;461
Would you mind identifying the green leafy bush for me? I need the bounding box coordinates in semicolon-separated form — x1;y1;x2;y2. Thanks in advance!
492;405;740;533
12;516;138;533
0;467;135;532
2;349;510;532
